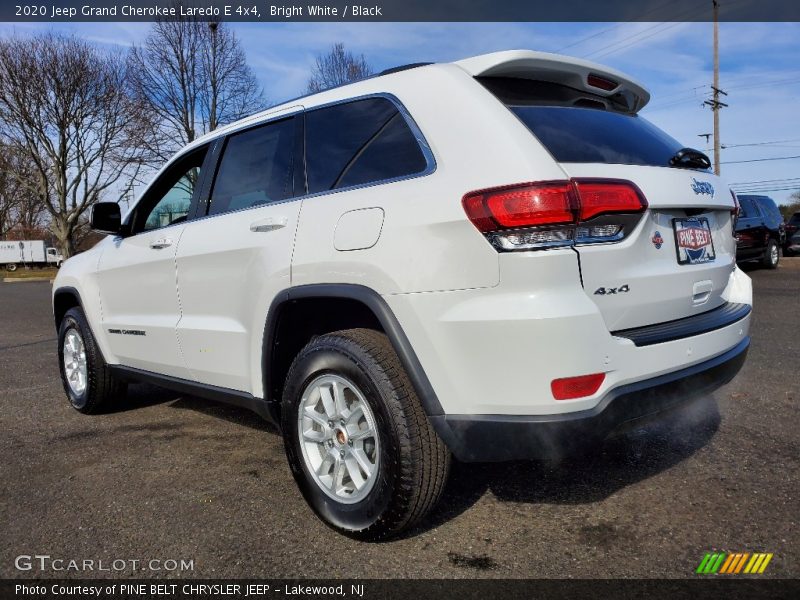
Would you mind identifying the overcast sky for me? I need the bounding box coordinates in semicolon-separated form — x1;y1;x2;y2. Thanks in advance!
2;20;799;206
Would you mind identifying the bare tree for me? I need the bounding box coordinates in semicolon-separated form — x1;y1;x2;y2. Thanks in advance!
0;142;46;236
128;18;264;162
779;192;800;221
307;43;372;93
0;34;151;257
0;145;22;236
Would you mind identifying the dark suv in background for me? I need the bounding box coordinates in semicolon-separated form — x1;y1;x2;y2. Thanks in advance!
785;211;800;255
735;194;786;268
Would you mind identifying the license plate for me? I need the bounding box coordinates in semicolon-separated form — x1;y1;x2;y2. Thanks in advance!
673;218;716;265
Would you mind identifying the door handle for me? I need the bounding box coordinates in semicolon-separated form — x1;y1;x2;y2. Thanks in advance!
149;238;173;249
692;280;713;306
250;217;288;233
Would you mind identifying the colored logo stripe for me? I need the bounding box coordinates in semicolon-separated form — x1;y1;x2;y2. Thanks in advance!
696;552;773;574
744;553;773;574
696;553;726;574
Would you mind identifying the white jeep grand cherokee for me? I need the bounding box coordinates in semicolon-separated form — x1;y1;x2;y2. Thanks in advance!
53;51;752;539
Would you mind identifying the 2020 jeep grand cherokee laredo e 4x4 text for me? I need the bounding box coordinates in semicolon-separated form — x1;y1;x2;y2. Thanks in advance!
53;51;752;539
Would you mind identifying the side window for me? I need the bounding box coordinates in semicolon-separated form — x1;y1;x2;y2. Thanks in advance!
738;198;754;218
305;97;427;194
208;117;295;217
762;200;781;223
135;146;207;234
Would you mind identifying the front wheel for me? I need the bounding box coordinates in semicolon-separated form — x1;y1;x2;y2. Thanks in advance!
6;263;18;272
762;239;779;269
281;329;450;540
58;307;126;414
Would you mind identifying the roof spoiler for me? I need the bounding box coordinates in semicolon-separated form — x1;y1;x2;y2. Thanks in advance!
455;50;650;113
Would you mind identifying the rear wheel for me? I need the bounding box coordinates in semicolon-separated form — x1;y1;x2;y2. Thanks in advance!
58;307;126;414
762;239;779;269
6;263;18;272
281;328;450;540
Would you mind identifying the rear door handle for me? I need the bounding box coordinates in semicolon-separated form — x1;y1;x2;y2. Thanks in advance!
149;238;173;249
250;216;288;233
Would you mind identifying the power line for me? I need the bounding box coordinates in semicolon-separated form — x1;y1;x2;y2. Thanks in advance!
730;176;800;185
734;183;800;189
554;0;680;53
646;76;800;112
732;186;800;193
724;75;800;92
722;155;800;164
587;22;688;61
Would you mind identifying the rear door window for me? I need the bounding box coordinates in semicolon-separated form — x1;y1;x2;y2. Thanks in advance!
479;77;690;168
208;117;295;217
304;97;427;194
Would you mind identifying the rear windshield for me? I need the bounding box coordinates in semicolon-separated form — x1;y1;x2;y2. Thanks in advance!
480;77;689;168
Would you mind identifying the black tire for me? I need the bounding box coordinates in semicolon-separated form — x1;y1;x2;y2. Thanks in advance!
281;328;450;540
6;263;18;272
58;307;126;414
761;239;779;269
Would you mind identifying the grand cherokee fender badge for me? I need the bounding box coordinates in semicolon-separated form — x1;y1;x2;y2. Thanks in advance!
594;285;630;295
691;178;714;196
651;231;664;249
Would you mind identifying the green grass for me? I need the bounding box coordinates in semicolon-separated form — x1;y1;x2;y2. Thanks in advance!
3;267;58;280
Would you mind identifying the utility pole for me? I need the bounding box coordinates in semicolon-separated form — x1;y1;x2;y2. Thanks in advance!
703;0;728;174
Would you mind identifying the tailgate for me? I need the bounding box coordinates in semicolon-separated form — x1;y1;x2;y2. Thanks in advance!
563;163;736;331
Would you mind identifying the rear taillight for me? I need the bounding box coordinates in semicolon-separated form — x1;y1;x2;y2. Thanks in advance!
463;179;647;251
551;373;606;400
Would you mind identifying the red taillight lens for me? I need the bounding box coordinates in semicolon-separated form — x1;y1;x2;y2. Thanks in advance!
463;179;646;250
551;373;606;400
573;180;646;220
462;182;575;232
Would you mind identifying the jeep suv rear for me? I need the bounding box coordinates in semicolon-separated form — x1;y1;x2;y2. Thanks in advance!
53;50;752;539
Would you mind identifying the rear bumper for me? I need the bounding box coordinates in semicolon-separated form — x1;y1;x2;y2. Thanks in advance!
431;337;748;462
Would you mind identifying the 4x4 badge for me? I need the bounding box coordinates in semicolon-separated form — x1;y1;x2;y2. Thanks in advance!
594;285;630;295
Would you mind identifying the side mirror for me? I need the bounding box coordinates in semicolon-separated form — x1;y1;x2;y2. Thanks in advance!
90;202;122;235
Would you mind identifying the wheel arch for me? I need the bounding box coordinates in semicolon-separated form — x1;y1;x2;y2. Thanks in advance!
262;284;444;419
53;286;84;332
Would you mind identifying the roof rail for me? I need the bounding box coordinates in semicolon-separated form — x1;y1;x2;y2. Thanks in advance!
379;63;433;76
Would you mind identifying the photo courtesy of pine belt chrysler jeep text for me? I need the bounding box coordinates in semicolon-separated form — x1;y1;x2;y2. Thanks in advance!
53;50;752;539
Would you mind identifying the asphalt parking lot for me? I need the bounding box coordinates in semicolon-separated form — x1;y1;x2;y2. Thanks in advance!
1;261;798;579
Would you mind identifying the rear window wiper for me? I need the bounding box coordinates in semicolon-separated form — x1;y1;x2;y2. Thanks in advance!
669;147;711;170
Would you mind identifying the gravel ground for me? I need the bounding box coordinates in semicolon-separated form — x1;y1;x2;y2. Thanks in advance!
1;260;797;579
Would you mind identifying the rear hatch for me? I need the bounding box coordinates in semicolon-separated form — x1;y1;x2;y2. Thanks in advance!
470;57;736;332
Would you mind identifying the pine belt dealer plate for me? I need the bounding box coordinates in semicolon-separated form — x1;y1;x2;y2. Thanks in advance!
673;217;716;265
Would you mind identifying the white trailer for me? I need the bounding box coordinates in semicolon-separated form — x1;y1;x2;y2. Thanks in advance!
0;240;63;271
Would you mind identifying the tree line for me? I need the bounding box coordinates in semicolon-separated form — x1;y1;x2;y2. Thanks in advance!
0;24;371;257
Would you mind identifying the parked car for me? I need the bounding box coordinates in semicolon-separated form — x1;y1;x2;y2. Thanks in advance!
734;194;786;268
52;50;752;539
0;240;63;271
784;211;800;255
